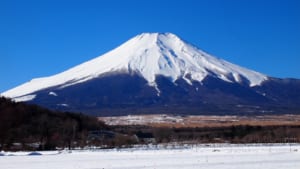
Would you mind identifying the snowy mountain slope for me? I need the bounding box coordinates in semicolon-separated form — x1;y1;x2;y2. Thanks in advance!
2;32;300;116
2;33;267;101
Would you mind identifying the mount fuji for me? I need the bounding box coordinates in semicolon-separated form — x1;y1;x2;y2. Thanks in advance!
2;33;300;116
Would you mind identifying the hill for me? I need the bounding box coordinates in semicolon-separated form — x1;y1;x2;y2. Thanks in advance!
0;97;107;150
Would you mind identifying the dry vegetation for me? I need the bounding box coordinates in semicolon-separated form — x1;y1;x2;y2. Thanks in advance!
102;114;300;144
99;114;300;128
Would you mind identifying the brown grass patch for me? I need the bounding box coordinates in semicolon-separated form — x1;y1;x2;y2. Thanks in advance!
99;114;300;128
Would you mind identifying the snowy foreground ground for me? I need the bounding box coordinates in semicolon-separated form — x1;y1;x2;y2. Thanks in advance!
1;144;300;169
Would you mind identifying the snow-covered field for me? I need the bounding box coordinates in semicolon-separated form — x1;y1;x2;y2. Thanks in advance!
1;144;300;169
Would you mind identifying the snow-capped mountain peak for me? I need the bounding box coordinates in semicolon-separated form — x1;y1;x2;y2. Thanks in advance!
2;32;268;100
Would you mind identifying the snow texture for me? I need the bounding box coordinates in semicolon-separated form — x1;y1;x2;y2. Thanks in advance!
48;92;57;96
0;144;299;169
12;95;36;102
2;33;267;100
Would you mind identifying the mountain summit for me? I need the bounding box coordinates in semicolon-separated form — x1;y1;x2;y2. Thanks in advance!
2;33;300;115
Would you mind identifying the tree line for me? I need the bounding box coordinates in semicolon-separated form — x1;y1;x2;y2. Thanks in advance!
0;97;107;150
1;97;300;151
112;124;300;144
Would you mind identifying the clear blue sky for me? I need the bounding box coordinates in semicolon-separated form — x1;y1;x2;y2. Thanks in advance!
1;0;299;92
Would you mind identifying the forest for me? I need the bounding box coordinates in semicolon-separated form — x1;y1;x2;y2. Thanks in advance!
1;97;300;151
0;97;107;150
